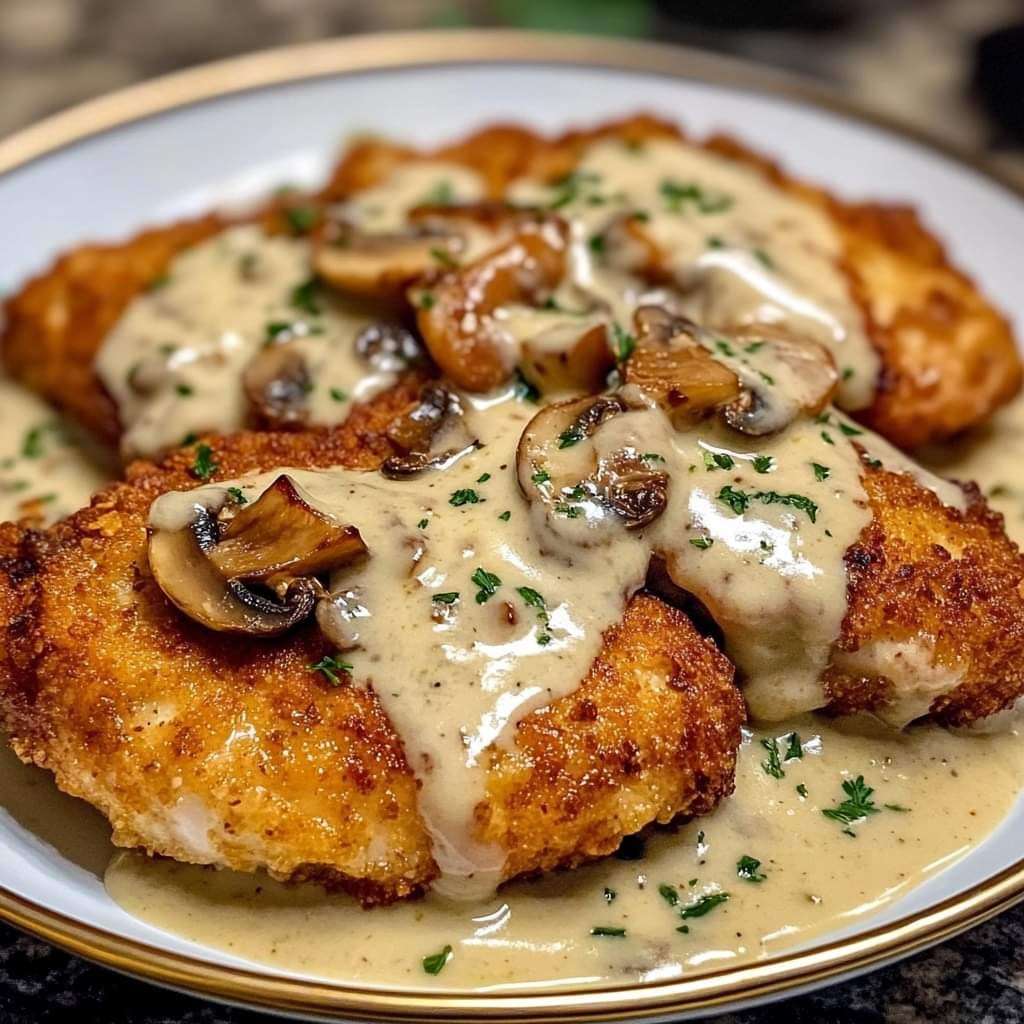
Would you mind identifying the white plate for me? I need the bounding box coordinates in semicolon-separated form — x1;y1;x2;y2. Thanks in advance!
1;29;1023;1023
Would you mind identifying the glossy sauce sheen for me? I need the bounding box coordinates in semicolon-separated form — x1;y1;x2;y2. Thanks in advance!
2;133;1022;991
105;719;1024;990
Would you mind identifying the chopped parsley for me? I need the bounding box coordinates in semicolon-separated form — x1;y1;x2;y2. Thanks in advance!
678;892;730;919
309;655;353;686
498;510;511;521
421;179;455;206
736;856;766;883
433;592;460;605
590;926;626;938
449;488;481;507
226;487;248;506
703;450;734;471
21;422;62;459
753;248;775;270
284;204;320;235
796;783;809;798
760;737;785;779
290;277;321;315
658;884;680;907
784;732;803;761
555;503;583;518
513;368;540;403
329;387;348;403
811;462;831;482
885;803;911;813
717;485;750;516
839;421;863;437
821;430;835;446
689;536;714;550
471;567;502;604
588;233;606;254
418;292;436;311
716;486;818;523
659;178;734;214
642;452;665;463
417;517;429;530
558;425;584;449
265;320;292;342
517;586;547;614
422;945;453;975
146;273;170;291
531;468;551;486
548;170;602;210
175;383;194;397
821;776;878;827
752;455;774;474
430;246;458;268
190;443;217;481
476;472;491;483
612;323;636;364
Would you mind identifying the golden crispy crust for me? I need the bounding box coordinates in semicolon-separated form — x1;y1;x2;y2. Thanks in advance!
5;115;1014;452
0;384;743;903
829;466;1024;726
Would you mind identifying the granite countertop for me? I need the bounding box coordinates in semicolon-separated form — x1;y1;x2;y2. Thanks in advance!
2;1;1023;1020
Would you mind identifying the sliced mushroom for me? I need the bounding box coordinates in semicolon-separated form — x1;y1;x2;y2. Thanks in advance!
385;382;463;453
243;344;312;429
624;337;740;429
148;475;367;635
516;394;665;535
414;218;570;392
380;443;480;480
593;450;669;529
518;318;615;395
354;321;425;372
209;476;368;583
720;326;838;436
314;230;457;301
148;509;318;635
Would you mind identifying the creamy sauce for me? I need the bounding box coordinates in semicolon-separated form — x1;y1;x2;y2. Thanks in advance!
509;137;880;409
96;226;394;458
0;375;110;524
105;717;1024;990
2;131;1023;996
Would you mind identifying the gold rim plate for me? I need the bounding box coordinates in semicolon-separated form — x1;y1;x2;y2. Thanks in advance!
0;29;1022;1022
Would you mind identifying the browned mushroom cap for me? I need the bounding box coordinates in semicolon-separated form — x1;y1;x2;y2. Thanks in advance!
720;325;838;436
413;218;570;392
148;475;367;635
380;382;478;479
243;344;312;429
314;229;458;302
516;393;667;535
519;319;615;395
209;476;368;583
626;307;740;428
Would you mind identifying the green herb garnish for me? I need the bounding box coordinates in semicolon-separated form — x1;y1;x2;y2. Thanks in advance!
449;488;481;507
736;856;766;882
190;443;217;481
309;654;353;686
472;567;502;604
760;737;785;779
422;945;453;975
433;592;460;605
678;892;730;919
590;926;626;938
821;776;878;827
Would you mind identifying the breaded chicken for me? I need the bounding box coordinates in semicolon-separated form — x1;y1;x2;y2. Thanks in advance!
3;117;1017;452
0;383;743;904
829;467;1024;726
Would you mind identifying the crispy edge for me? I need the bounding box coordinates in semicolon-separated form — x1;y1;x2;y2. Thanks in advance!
0;383;744;900
479;593;742;879
826;465;1024;726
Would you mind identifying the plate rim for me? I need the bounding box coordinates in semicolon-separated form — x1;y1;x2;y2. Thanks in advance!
1;27;1023;1022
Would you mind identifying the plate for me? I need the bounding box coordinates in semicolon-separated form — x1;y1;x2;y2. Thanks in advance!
1;29;1023;1023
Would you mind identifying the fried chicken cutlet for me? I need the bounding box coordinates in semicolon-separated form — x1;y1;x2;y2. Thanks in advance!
0;381;744;904
3;117;1017;454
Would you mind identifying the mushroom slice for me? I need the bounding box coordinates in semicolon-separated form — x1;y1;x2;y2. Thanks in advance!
413;217;570;392
518;318;615;395
517;394;668;535
314;230;457;301
208;475;368;583
625;307;740;428
720;325;838;436
243;344;312;429
354;321;425;372
385;382;463;453
148;509;319;636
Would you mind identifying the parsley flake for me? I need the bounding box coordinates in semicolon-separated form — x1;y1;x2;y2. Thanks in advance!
190;443;217;481
821;776;878;827
472;567;501;604
737;855;766;883
422;945;453;975
309;655;353;686
679;892;730;919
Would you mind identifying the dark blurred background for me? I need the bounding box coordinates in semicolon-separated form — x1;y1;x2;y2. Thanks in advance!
2;0;1024;183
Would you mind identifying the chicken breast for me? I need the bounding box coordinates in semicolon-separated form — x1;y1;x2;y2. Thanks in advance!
2;117;1017;453
0;381;744;904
